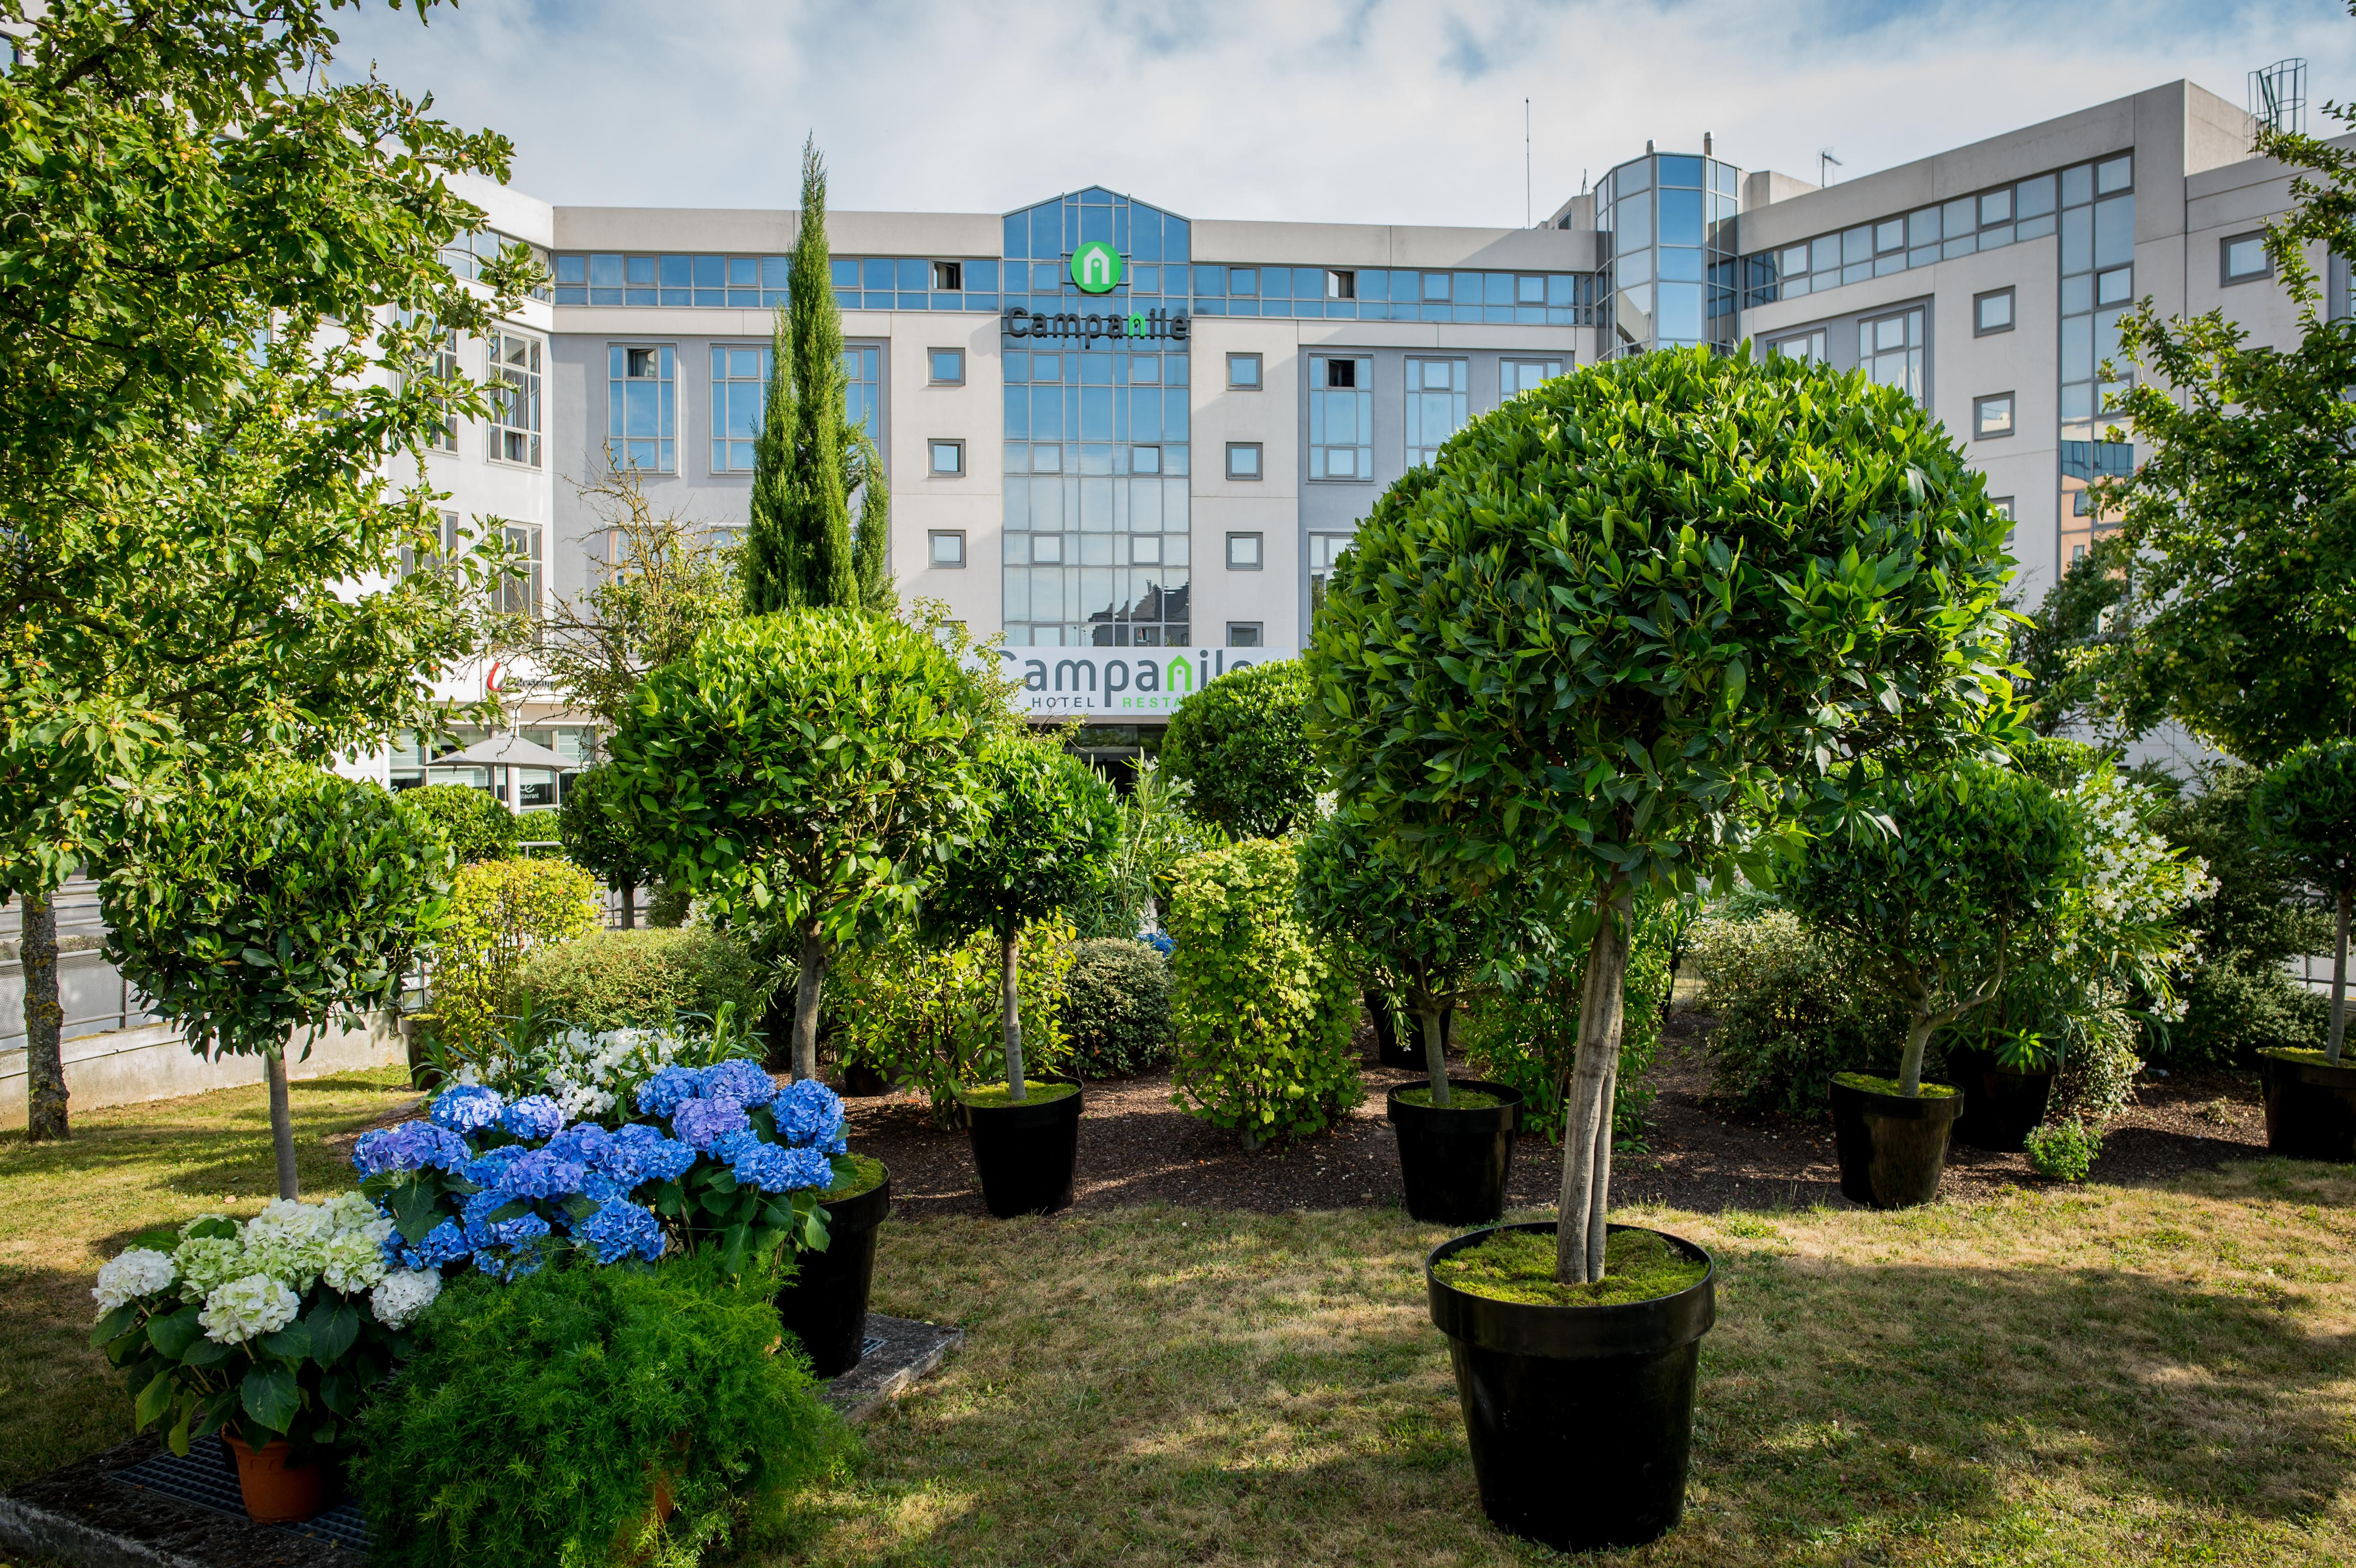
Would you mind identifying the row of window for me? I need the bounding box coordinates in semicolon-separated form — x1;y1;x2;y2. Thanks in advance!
928;525;1270;576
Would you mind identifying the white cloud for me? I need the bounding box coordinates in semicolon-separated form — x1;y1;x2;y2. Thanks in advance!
330;0;2356;225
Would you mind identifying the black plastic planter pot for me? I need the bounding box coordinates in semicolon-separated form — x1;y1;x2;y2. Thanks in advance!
1947;1048;2054;1153
1387;1079;1524;1224
2259;1050;2356;1162
1830;1076;1963;1209
965;1077;1083;1217
775;1167;891;1378
1426;1221;1715;1553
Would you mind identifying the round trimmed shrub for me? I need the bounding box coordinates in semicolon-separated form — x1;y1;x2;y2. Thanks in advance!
1061;937;1173;1077
404;781;520;864
556;763;653;922
1160;659;1320;839
511;926;768;1033
429;857;602;1059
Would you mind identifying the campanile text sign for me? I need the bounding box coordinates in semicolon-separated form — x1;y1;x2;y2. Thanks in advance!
1000;646;1299;718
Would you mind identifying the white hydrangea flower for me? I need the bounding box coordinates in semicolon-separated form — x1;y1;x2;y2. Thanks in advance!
319;1226;390;1295
370;1268;442;1330
92;1249;177;1316
199;1273;300;1345
172;1236;248;1299
323;1191;382;1234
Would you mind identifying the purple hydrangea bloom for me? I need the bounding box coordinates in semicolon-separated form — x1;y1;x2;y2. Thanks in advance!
729;1141;836;1194
387;1217;471;1272
429;1084;506;1133
577;1199;666;1264
670;1096;750;1152
352;1121;472;1176
495;1149;588;1201
461;1191;553;1252
772;1079;848;1154
610;1123;698;1184
500;1095;567;1141
635;1066;703;1119
699;1059;778;1109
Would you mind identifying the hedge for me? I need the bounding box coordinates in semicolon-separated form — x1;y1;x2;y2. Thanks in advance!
511;927;768;1034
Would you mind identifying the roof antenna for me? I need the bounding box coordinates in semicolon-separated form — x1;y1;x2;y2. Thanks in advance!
1819;149;1843;185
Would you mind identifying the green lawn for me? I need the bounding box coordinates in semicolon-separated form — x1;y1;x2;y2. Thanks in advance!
6;1072;2355;1566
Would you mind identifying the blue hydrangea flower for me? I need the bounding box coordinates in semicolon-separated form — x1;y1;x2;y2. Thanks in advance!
463;1143;530;1189
429;1084;506;1134
474;1243;548;1282
708;1128;762;1165
1142;931;1174;955
579;1171;627;1205
461;1191;554;1252
772;1079;848;1154
730;1141;836;1194
387;1217;471;1272
543;1124;613;1169
495;1149;588;1201
577;1199;666;1264
699;1059;778;1109
500;1094;567;1141
609;1123;698;1184
670;1096;751;1152
635;1066;703;1119
352;1121;472;1176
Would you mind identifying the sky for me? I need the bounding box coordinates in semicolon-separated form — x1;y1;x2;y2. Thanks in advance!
329;0;2356;229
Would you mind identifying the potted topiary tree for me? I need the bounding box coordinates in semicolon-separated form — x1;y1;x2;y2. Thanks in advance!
100;763;453;1199
926;730;1120;1216
2249;739;2356;1160
1786;759;2081;1204
1307;346;2014;1552
1298;810;1543;1222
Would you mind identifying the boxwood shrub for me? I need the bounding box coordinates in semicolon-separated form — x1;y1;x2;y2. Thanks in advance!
511;927;768;1034
1062;937;1174;1078
403;782;520;864
1160;659;1320;838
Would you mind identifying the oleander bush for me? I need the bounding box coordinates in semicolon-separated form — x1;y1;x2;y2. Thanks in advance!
429;857;601;1061
404;782;522;864
830;919;1076;1125
1164;838;1361;1146
512;927;768;1035
1061;938;1174;1078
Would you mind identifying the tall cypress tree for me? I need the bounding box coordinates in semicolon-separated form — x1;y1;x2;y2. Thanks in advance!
744;136;855;612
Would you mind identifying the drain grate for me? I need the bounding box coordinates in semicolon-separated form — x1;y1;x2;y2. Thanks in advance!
111;1441;372;1553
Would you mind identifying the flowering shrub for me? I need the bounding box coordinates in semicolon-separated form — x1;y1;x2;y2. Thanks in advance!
446;1003;760;1124
90;1197;435;1459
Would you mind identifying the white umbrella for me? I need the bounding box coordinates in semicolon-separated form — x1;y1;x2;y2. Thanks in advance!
426;734;572;809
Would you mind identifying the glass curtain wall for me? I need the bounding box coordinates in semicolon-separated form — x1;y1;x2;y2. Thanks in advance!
1600;152;1741;356
999;187;1195;648
2056;154;2134;570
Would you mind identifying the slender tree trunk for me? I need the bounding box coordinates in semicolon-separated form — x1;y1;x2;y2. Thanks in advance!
1898;1006;1936;1096
1002;926;1027;1100
1418;994;1451;1108
619;880;636;930
2330;883;2350;1066
792;928;829;1083
22;894;67;1142
1557;890;1631;1285
265;1050;298;1200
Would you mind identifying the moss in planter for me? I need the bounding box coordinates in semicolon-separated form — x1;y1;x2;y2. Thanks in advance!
2258;1046;2354;1069
959;1080;1080;1110
819;1154;889;1204
1833;1071;1959;1098
1435;1227;1706;1308
1396;1086;1507;1110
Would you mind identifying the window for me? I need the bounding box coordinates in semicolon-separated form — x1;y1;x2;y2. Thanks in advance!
1309;532;1352;619
2222;233;2271;285
1770;329;1826;362
929;348;965;385
1225;442;1262;480
1974;288;2014;336
488;331;542;467
708;345;767;472
1324;270;1355;300
1227;352;1262;390
928;439;965;477
843;345;883;442
1227;622;1264;648
1133;445;1162;474
1991;494;2017;547
413;327;459;451
1858;308;1924;399
1226;532;1263;569
400;511;463;578
1974;393;2015;439
1308;354;1372;479
499;522;543;619
1131;535;1163;565
928;530;966;567
1405;358;1468;466
1031;533;1063;564
610;345;675;473
1501;358;1564;398
932;261;963;291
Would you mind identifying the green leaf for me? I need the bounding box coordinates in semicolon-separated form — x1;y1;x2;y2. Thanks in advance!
305;1299;359;1365
181;1336;235;1368
388;1179;442;1246
147;1305;204;1359
134;1369;175;1429
91;1302;141;1348
240;1362;300;1435
258;1318;311;1363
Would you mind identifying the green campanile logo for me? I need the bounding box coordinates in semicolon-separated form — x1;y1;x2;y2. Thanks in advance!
1070;241;1122;294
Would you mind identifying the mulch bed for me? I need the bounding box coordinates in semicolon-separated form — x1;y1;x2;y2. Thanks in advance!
844;1011;2276;1219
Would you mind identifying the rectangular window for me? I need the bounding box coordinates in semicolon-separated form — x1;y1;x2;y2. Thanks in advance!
1974;288;2014;336
1501;358;1564;398
414;328;460;451
400;510;463;578
2096;266;2134;306
843;345;884;442
489;331;542;468
929;438;965;477
1770;329;1827;363
1324;270;1355;300
932;261;963;291
499;522;543;619
1226;621;1264;648
2222;233;2271;284
1974;392;2015;439
707;345;767;472
1308;354;1373;480
1405;357;1467;466
1228;352;1262;390
1309;532;1352;619
1857;308;1924;400
928;529;966;567
599;344;672;473
1133;444;1162;474
1226;531;1263;569
929;348;965;385
1225;442;1262;481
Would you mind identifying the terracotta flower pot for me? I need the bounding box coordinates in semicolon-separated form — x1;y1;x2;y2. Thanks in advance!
222;1434;340;1524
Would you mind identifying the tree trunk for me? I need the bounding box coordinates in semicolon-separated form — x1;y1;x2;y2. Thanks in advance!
1002;926;1027;1100
1898;1007;1937;1097
2330;883;2350;1065
791;928;829;1083
22;894;67;1142
1418;995;1451;1108
619;880;636;930
265;1050;298;1200
1556;891;1631;1285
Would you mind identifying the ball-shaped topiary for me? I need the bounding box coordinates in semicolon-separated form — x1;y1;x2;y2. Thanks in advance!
556;763;652;925
1160;658;1321;839
1060;938;1174;1077
404;781;520;864
2250;738;2356;1061
1307;345;2015;1281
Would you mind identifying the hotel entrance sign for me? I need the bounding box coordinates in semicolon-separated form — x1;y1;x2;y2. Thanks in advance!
1069;241;1123;294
